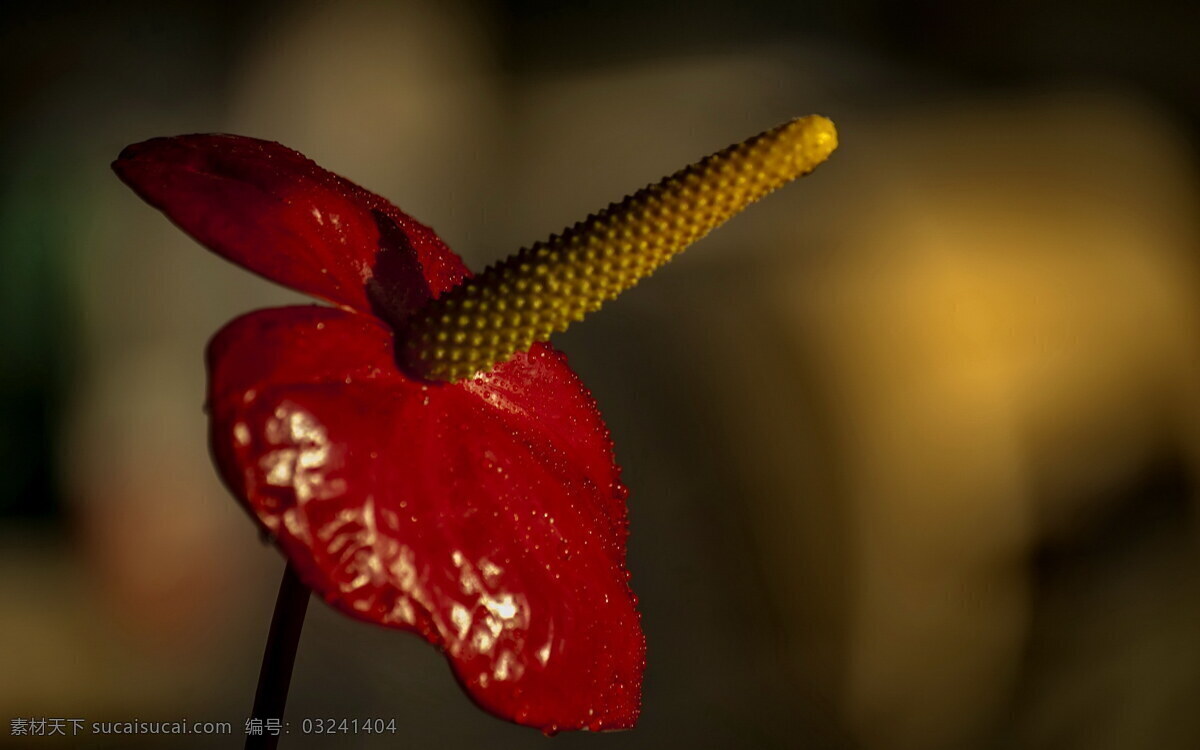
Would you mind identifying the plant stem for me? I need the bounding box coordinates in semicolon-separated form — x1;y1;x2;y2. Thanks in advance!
246;561;310;750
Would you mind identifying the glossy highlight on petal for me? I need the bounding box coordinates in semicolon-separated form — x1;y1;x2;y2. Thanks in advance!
206;306;645;730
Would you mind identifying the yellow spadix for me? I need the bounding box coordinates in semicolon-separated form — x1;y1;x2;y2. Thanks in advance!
401;115;838;382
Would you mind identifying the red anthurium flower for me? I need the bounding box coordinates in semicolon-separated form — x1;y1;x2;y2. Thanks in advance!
112;117;836;733
113;134;642;732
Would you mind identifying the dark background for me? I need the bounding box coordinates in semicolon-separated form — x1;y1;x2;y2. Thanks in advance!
2;1;1199;748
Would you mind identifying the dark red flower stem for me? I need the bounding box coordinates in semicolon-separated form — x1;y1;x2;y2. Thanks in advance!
246;562;310;750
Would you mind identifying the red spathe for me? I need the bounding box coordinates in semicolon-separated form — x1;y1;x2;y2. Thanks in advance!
114;134;645;732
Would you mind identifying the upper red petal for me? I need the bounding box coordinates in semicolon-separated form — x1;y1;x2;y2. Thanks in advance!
207;306;645;731
112;134;468;320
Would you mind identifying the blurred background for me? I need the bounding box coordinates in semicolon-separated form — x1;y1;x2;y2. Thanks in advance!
3;0;1200;747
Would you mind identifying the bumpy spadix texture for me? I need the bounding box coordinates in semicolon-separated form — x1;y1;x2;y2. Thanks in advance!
401;115;838;382
112;134;643;733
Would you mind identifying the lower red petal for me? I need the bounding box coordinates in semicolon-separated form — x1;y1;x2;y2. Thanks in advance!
207;306;644;730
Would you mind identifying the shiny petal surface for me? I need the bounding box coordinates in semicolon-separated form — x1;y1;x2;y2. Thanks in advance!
112;135;468;321
207;305;645;731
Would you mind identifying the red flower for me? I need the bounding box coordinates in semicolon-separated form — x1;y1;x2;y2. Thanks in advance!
113;135;645;732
